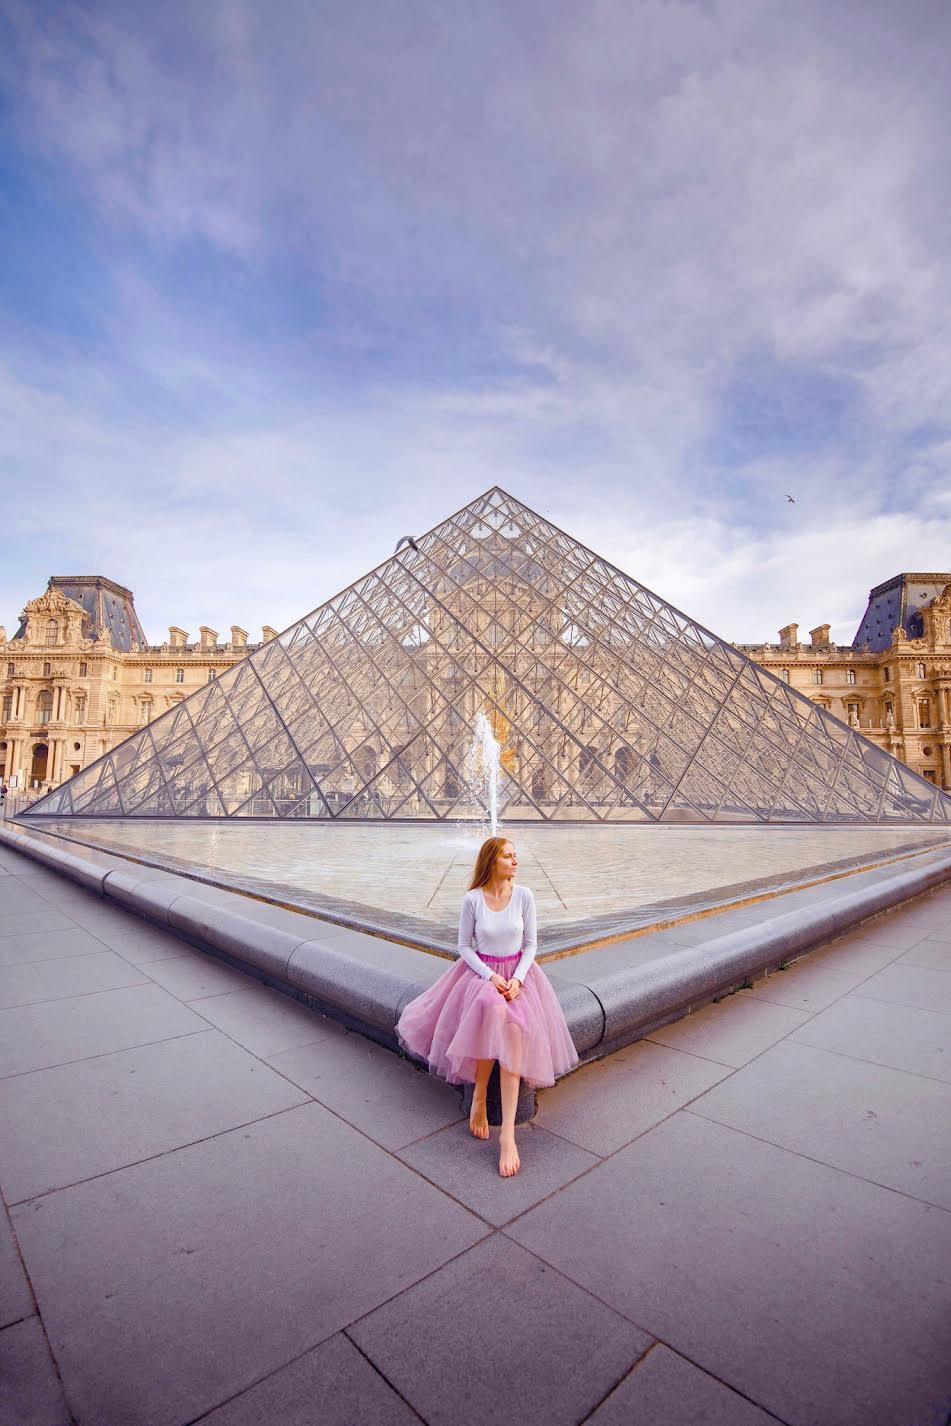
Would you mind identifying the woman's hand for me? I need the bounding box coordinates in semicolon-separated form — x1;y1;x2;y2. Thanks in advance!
489;974;509;994
503;976;522;1001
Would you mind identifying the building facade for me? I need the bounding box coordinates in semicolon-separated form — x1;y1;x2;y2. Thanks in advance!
2;568;949;800
0;576;276;795
736;573;951;793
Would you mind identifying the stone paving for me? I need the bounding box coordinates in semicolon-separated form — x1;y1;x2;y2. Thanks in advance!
2;837;951;1425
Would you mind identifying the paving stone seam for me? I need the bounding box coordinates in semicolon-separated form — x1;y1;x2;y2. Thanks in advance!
0;934;114;960
0;1201;79;1424
494;1227;661;1344
783;1033;951;1087
339;1330;430;1424
0;1026;213;1084
575;1339;794;1426
343;1229;654;1420
679;1106;951;1213
0;1314;78;1426
260;1072;466;1165
2;1099;316;1208
393;1129;603;1229
381;1098;472;1155
338;1226;496;1344
423;853;463;911
575;1340;664;1426
177;1330;428;1426
0;969;154;1012
849;989;951;1019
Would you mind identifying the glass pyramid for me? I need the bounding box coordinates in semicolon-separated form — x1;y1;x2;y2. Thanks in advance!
24;488;951;824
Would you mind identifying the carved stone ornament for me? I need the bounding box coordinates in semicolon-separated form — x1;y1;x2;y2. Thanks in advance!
19;589;88;645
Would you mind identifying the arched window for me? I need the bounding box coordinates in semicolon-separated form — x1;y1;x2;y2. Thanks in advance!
36;691;53;725
46;619;58;645
916;661;926;679
780;668;790;683
846;668;856;685
42;662;51;678
813;668;823;685
918;698;932;729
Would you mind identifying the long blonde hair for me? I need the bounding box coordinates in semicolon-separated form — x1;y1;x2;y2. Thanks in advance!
468;836;511;890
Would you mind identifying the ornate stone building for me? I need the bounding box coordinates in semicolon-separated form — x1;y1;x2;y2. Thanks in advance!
0;577;276;794
736;573;951;792
2;566;949;800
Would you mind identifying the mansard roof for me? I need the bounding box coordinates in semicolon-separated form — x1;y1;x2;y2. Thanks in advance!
853;572;951;652
14;576;146;652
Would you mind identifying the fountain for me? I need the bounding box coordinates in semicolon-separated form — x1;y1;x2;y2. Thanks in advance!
464;710;503;836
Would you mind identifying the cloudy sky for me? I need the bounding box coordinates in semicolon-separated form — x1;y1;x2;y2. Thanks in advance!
1;0;949;648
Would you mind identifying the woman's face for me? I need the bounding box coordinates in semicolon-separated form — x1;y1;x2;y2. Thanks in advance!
494;841;518;880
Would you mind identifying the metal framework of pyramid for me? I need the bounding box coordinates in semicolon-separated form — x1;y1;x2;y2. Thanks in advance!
25;488;951;824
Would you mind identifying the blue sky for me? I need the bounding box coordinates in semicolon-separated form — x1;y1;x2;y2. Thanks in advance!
1;0;949;647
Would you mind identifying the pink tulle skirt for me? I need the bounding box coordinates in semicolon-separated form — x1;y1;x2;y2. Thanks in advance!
397;952;579;1089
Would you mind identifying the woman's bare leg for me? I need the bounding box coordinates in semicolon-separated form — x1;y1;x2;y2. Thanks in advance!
469;1059;492;1139
498;1067;521;1176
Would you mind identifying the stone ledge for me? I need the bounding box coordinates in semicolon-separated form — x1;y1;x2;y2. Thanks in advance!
2;820;950;1120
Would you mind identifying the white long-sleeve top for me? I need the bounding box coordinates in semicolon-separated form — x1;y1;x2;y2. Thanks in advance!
456;885;538;984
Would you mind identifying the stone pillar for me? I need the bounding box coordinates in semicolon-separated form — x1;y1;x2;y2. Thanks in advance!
47;740;57;784
941;738;951;792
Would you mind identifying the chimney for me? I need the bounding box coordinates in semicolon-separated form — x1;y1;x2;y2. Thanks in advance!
230;625;248;650
199;626;219;650
262;625;278;642
778;623;799;650
809;624;831;648
168;627;188;649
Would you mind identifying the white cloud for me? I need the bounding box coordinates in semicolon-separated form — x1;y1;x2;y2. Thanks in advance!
0;0;948;640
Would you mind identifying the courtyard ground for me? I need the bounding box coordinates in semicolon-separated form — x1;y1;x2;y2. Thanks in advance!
1;836;950;1426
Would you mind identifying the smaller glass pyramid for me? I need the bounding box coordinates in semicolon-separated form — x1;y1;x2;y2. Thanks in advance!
25;488;951;824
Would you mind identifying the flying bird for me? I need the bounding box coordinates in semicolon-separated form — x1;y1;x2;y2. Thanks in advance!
785;494;796;503
394;536;419;554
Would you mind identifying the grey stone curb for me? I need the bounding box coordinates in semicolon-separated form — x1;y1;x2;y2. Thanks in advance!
3;821;951;1108
574;845;951;1057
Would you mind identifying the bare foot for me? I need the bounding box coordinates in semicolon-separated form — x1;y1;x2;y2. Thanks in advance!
499;1132;520;1177
469;1101;489;1140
